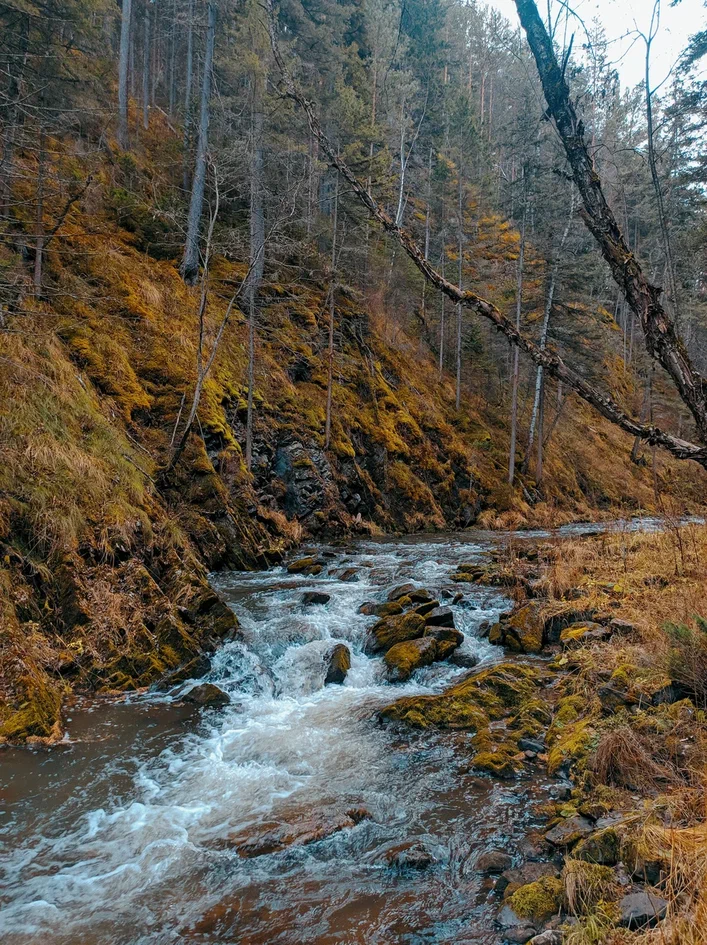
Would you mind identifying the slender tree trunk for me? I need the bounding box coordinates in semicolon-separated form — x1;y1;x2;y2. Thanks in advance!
168;0;177;115
142;2;151;131
508;199;527;485
180;1;216;285
325;169;339;450
246;67;265;471
535;372;545;483
182;0;194;192
118;0;133;148
33;123;46;294
421;146;432;321
455;159;463;410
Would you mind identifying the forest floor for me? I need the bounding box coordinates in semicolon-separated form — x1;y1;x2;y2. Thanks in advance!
379;519;707;944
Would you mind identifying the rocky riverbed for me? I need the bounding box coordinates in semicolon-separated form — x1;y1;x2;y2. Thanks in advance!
0;523;690;944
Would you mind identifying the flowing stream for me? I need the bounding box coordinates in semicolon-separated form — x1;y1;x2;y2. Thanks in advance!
0;524;649;944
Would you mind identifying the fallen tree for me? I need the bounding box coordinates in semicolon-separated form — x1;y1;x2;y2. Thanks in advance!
265;0;707;471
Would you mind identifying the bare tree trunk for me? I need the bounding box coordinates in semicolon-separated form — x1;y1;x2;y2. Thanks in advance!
33;123;46;295
421;146;432;322
118;0;133;148
325;169;339;450
246;66;265;471
142;1;150;130
168;0;177;115
180;1;216;285
455;159;463;410
182;0;194;192
535;371;545;483
508;200;526;485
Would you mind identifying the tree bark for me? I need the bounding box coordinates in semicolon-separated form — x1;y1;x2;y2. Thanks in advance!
182;0;194;192
180;1;216;285
325;169;339;450
142;0;151;131
513;0;707;444
508;199;526;484
455;159;464;410
33;123;46;295
266;0;707;470
118;0;133;149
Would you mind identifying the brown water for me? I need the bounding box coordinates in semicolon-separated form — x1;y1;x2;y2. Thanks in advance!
2;525;627;944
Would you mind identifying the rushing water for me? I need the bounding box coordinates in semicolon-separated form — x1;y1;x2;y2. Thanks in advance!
0;529;591;944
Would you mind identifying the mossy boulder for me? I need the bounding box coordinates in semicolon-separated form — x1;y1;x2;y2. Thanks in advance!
364;612;426;654
423;626;463;659
508;876;565;923
545;815;594;848
287;556;320;574
181;683;230;707
384;637;438;682
489;602;545;654
324;644;351;685
574;827;621;866
358;600;404;617
560;621;611;648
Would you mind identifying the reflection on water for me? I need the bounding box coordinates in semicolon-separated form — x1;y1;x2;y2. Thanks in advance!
0;526;603;944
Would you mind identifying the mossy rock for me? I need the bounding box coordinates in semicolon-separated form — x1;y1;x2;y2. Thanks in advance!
489;602;545;654
385;637;438;682
364;612;426;655
574;828;621;866
0;679;63;742
508;876;565;922
472;749;519;779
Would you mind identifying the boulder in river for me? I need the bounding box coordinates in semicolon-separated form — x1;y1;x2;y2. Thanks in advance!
384;637;438;682
181;683;230;708
364;612;426;654
489;603;545;654
324;644;351;685
408;588;434;603
387;583;417;602
449;650;479;669
544;815;594;848
413;600;440;617
229;807;369;858
476;849;513;873
158;654;212;690
424;606;456;628
286;556;322;575
358;600;404;617
385;841;436;870
423;625;463;659
302;591;331;606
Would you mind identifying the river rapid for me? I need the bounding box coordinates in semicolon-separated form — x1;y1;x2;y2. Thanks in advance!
0;525;623;944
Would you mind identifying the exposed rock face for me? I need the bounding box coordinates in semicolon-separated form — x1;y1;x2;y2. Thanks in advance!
423;606;455;628
364;612;426;654
384;637;438;682
181;683;230;707
489;603;545;654
324;644;351;685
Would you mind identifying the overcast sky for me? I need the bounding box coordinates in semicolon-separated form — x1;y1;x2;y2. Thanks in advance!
486;0;706;89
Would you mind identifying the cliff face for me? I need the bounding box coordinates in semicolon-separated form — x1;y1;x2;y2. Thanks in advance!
1;126;703;744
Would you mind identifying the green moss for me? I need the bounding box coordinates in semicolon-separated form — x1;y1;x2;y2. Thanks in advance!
508;876;564;922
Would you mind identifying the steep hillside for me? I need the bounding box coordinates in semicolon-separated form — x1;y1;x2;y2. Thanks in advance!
1;121;704;744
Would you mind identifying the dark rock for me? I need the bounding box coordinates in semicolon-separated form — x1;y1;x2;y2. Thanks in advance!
598;685;637;713
413;600;440;617
544;816;594;848
573;827;620;866
476;849;513;873
478;620;490;639
159;654;212;690
302;591;331;606
385;637;438;682
230;808;366;858
619;892;668;929
518;738;545;754
387;583;416;602
423;625;463;659
409;588;434;603
496;862;558;896
324;644;351;685
496;905;535;939
358;600;403;617
181;683;230;708
651;683;680;706
489;602;545;654
338;568;359;583
424;606;455;628
560;621;611;648
543;609;596;643
449;650;479;669
364;612;426;654
529;932;563;945
609;618;636;635
287;556;318;574
385;841;436;871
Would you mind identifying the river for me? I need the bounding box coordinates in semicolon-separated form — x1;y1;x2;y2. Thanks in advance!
0;523;651;944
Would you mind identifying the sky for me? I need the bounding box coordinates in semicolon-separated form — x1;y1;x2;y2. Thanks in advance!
486;0;706;89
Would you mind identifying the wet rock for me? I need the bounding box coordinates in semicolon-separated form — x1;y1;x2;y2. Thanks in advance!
181;683;230;708
619;891;668;929
507;876;564;925
409;588;434;603
518;738;545;754
364;612;426;655
560;621;611;648
424;606;455;628
302;591;331;606
159;654;212;690
385;841;436;871
489;603;545;654
452;592;464;604
496;905;535;942
287;556;319;574
387;583;416;602
544;815;594;848
338;568;359;582
449;650;479;669
324;644;351;685
231;808;368;858
529;932;562;945
358;600;403;617
476;849;513;873
423;626;463;659
385;637;438;682
413;600;440;617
